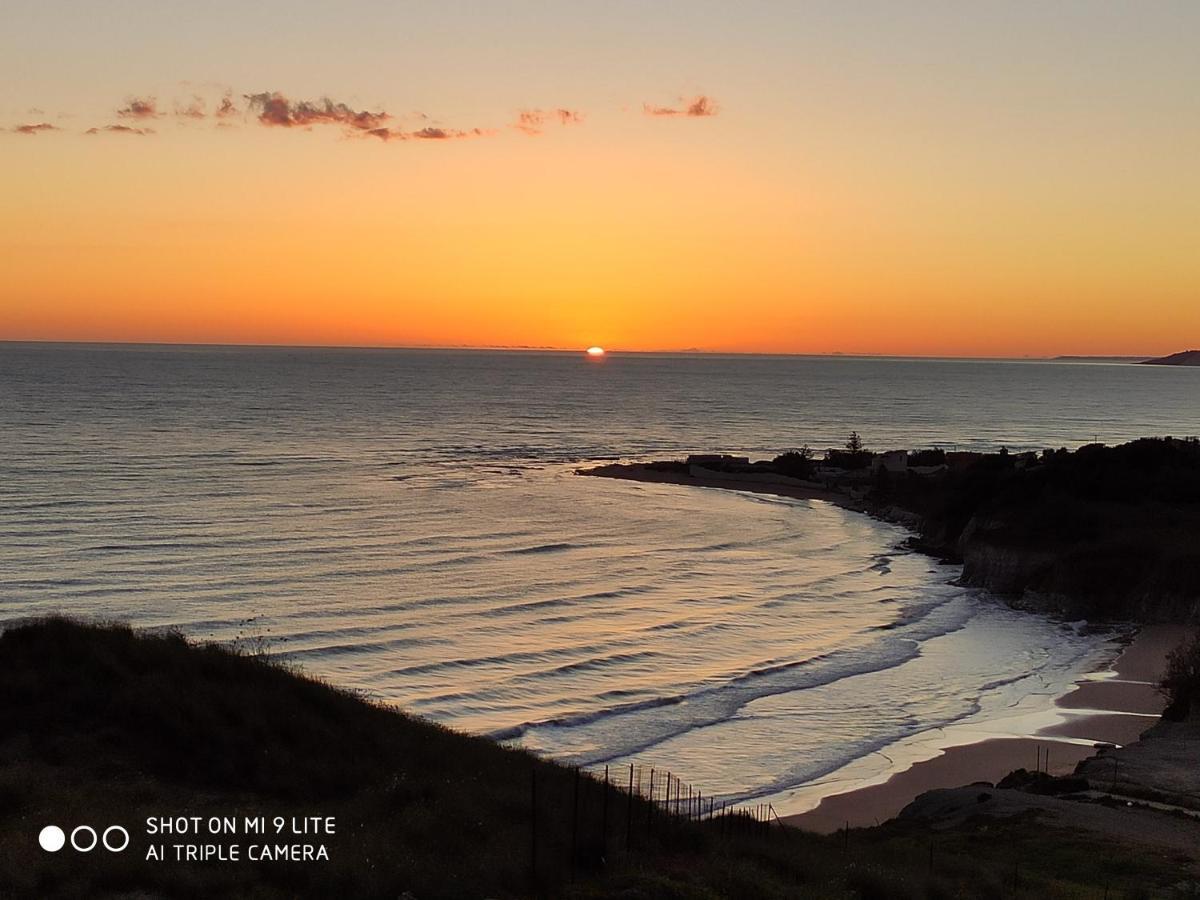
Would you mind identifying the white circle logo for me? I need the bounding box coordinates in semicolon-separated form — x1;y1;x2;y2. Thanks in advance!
71;826;98;852
39;825;66;852
102;826;130;853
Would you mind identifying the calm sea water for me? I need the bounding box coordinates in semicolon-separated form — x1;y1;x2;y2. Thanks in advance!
2;345;1197;807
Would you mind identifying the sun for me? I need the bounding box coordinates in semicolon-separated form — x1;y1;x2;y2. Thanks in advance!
585;346;606;357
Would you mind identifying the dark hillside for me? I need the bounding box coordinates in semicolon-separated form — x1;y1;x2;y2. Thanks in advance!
0;618;1192;897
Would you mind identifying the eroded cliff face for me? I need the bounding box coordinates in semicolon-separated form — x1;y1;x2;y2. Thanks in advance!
946;514;1200;623
957;517;1057;595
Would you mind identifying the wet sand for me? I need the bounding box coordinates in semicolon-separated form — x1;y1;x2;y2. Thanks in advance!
784;625;1186;834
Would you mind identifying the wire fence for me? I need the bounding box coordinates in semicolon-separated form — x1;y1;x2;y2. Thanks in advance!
529;761;780;888
525;756;1173;897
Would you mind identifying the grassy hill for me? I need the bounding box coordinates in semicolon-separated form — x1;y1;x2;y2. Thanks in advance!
0;618;1191;897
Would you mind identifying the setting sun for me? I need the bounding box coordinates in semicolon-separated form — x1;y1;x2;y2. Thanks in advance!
586;346;606;357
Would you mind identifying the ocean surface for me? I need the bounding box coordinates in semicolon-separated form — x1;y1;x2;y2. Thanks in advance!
3;345;1198;809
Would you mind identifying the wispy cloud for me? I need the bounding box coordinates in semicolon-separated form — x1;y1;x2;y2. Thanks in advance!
363;125;495;142
512;108;583;136
642;95;718;118
13;122;59;134
417;126;492;140
175;95;206;119
116;97;159;119
85;124;154;136
7;87;717;146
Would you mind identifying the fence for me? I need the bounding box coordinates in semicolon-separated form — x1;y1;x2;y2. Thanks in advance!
528;761;781;888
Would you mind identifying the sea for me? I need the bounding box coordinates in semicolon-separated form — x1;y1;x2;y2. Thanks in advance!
2;344;1198;811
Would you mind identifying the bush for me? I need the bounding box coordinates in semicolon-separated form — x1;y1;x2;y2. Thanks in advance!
773;448;814;479
825;449;874;471
908;449;946;467
1160;634;1200;720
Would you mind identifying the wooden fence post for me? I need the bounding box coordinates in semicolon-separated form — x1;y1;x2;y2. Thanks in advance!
602;765;609;862
570;766;580;882
530;766;537;884
626;764;634;851
646;769;655;835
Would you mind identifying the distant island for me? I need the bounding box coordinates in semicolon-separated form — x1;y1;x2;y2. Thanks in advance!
1142;349;1200;366
1053;355;1151;362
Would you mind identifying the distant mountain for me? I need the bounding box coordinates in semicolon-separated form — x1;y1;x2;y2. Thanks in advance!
1142;350;1200;366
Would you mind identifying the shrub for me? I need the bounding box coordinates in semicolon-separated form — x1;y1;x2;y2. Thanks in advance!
1160;634;1200;720
773;448;814;479
908;449;946;467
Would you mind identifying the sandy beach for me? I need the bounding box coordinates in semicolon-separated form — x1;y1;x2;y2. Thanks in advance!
784;624;1185;833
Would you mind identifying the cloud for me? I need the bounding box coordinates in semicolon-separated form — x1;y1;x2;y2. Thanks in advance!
363;125;494;142
412;126;490;140
85;124;154;135
244;91;389;131
117;97;159;119
176;95;206;119
13;122;59;134
512;108;583;135
215;93;239;118
642;95;718;118
38;86;715;147
235;91;502;143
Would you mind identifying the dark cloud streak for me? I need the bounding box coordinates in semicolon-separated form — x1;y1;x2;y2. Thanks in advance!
85;124;154;135
643;95;718;118
13;122;59;134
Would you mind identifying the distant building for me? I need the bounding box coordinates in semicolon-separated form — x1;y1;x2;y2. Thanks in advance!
1013;451;1040;469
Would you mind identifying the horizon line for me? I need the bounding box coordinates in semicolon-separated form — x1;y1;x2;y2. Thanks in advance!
0;339;1157;362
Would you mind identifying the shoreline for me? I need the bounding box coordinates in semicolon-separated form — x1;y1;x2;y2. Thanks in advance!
781;624;1180;833
577;463;867;514
578;462;1188;833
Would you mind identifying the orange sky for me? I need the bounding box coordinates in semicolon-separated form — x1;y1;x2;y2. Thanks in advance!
2;3;1198;356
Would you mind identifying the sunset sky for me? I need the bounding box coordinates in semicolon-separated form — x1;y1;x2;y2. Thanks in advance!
3;1;1198;356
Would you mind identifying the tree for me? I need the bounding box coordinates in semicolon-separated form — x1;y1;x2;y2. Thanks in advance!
773;447;814;478
846;432;864;453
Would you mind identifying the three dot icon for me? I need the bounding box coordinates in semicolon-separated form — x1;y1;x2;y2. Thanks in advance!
39;824;129;853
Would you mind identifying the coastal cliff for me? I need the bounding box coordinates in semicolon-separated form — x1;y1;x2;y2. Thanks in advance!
582;437;1200;623
905;440;1200;621
958;528;1200;622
